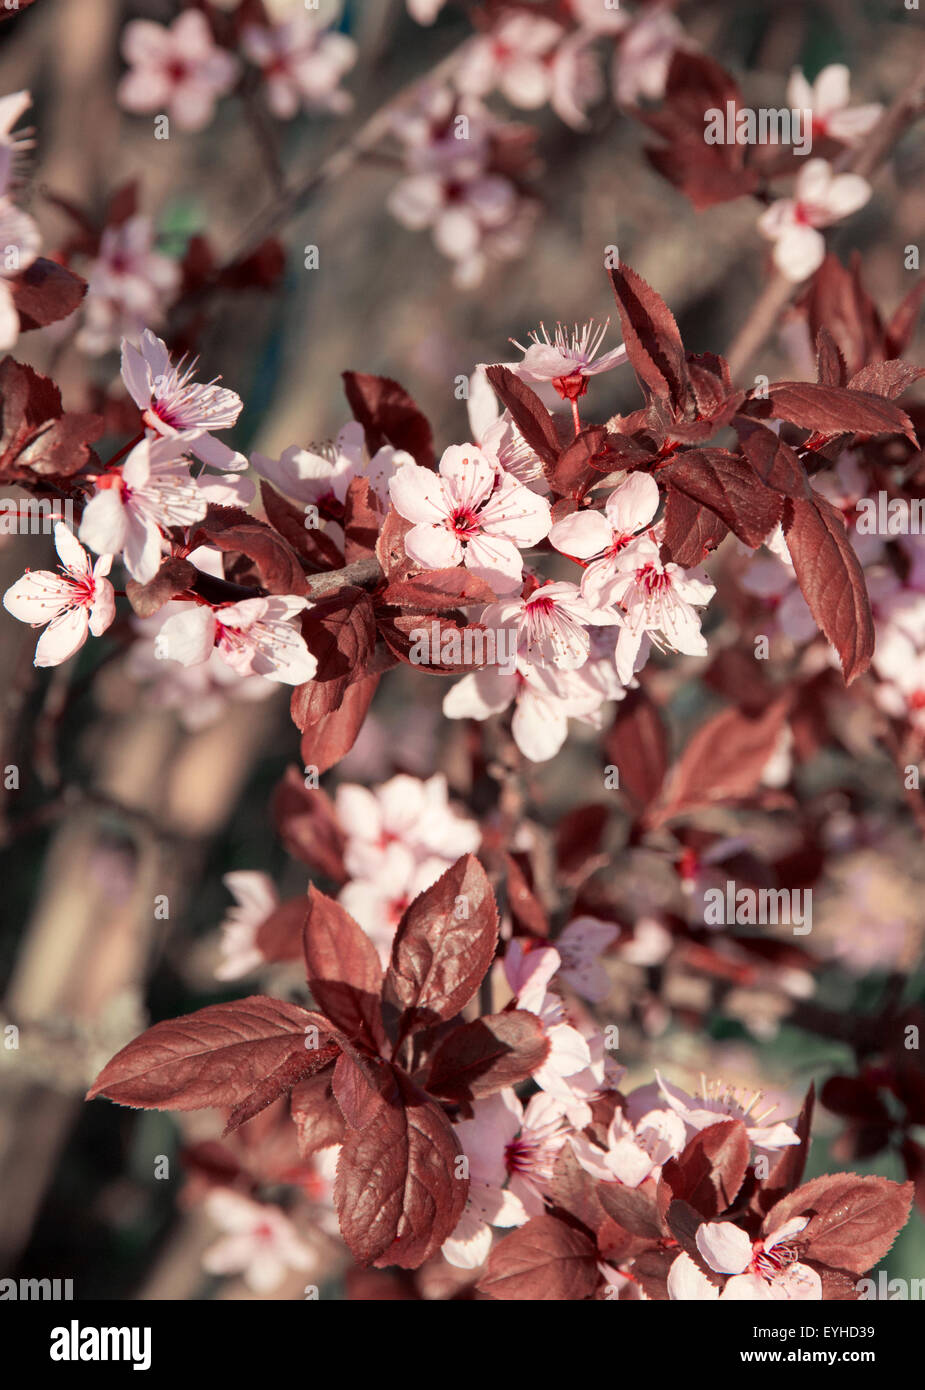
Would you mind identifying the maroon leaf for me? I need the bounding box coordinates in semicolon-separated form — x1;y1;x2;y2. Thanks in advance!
478;1214;600;1300
847;360;925;401
291;1069;346;1156
757;1082;815;1214
255;896;308;962
649;699;790;826
125;557;196;618
658;1120;750;1219
10;257;87;332
342;371;434;469
425;1011;549;1100
224;1040;340;1135
299;670;379;775
290;587;376;728
332;1051;389;1130
271;766;347;882
343;476;383;561
661;486;729;566
383;855;498;1039
503;852;548;937
0;358;102;482
763;1174;914;1276
555;803;609;885
380;568;497;611
735;418;812;499
260;481;345;572
657;448;782;547
334;1068;467;1268
548;426;612;499
193;509;309;596
87;997;333;1111
604;688;668;816
597;1181;665;1240
783;493;874;683
484;364;560;465
608;263;693;417
753;381;916;444
302;886;386;1054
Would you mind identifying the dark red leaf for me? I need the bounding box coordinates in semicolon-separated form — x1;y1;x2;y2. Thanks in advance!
255;896;308;962
342;371;434;469
193;508;309;596
478;1214;599;1300
290;587;376;727
10;257;87;332
291;1069;346;1157
608;263;693;417
125;557;196;617
484;364;560;465
783;493;874;683
299;670;379;775
658;1119;750;1219
302;886;386;1054
271;766;347;882
604;688;668;816
425;1010;549;1100
657;448;782;548
763;1174;913;1276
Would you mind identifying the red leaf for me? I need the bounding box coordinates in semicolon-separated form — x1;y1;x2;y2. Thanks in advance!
86;997;332;1111
657;448;782;548
10;257;87;332
271;766;347;882
332;1051;389;1130
255;896;308;962
380;568;498;611
754;381;916;444
291;1069;346;1157
342;371;434;469
503;852;548;937
608;263;693;417
735;418;812;498
548;426;612;499
783;493;874;683
260;481;345;572
847;360;925;401
659;1119;750;1218
0;358;102;483
661;486;729;566
343;476;383;562
649;699;790;826
478;1214;600;1300
763;1174;913;1276
290;587;375;728
302;886;386;1054
193;509;309;596
597;1181;665;1239
125;557;196;617
555;803;609;885
334;1068;467;1268
299;670;379;774
484;364;560;465
383;855;498;1039
604;688;668;816
425;1011;549;1100
224;1040;340;1135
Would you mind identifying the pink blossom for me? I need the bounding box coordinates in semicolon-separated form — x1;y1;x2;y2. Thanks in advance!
443;657;610;762
786;64;883;147
118;11;240;133
483;580;619;671
455;15;565;111
388;445;551;594
215;871;279;980
655;1071;801;1151
467;367;545;490
387;168;521;285
202;1190;315;1292
79;435;208;584
513;318;627;402
122;329;247;471
78;216;180;356
252;420;413;507
571;1100;686;1186
550;472;660;604
555;916;619;1001
597;556;714;682
758;159;871;282
0;197;41;350
568;0;628;37
451;1088;570;1226
242;15;356;119
0;90;34;199
504;940;594;1120
667;1217;821;1300
335;772;481;879
612;7;686;106
3;523;115;668
158;595;317;685
406;0;447;23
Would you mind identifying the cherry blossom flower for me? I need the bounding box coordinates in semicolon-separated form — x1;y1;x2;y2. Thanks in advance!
655;1072;801;1151
451;1088;570;1225
242;14;356;119
215;871;279;980
466;367;545;490
407;0;448;23
387;167;522;287
554;916;619;1001
787;64;883;147
252;420;413;508
568;0;629;37
596;556;714;683
202;1190;316;1293
758;158;871;282
548;31;605;130
78;216;180;356
118;11;240;133
504;940;594;1121
339;843;451;965
388;445;551;594
122;330;247;471
667;1217;821;1301
443;1092;530;1268
0;90;34;198
612;7;686;106
3;523;115;668
513;318;627;402
550;472;660;604
571;1099;686;1186
483;580;619;671
158;595;316;685
335;772;481;879
79;435;208;585
0;197;41;350
443;657;610;762
455;14;566;111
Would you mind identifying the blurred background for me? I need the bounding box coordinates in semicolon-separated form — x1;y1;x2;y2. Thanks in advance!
0;0;923;1298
